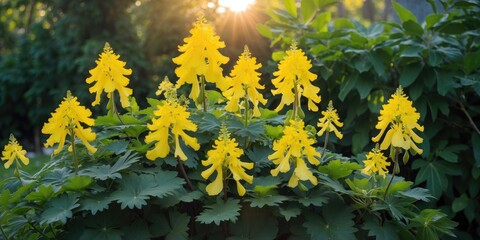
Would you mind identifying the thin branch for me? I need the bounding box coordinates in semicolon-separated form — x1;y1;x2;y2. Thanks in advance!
0;224;9;240
177;158;194;191
459;101;480;136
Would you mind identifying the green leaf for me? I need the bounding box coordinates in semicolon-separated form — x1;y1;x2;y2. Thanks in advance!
334;18;354;29
303;201;357;240
80;151;140;180
196;112;221;133
80;229;123;240
196;198;241;225
122;220;151;240
312;12;331;32
248;192;289;208
206;90;226;105
363;218;400;240
283;0;297;18
297;189;329;207
60;175;93;192
383;179;412;196
399;63;423;87
40;194;80;224
393;1;418;23
229;206;278;240
425;14;443;29
318;159;361;180
156;189;203;208
256;24;273;39
103;140;129;154
464;51;480;75
279;206;301;221
79;211;126;240
228;119;265;141
398;187;433;202
265;125;284;139
150;210;189;239
412;160;449;198
339;74;358;101
300;0;315;23
410;209;458;238
272;50;286;62
403;21;424;36
435;70;456;96
25;185;55;204
79;192;112;216
473;134;480;168
452;193;469;213
346;177;371;194
317;174;348;194
111;171;185;209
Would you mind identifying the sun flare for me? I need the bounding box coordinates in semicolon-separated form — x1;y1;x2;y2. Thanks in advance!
218;0;256;13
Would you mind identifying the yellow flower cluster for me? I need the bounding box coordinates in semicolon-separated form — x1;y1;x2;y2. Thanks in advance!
361;147;390;178
223;46;267;117
1;134;29;169
145;101;200;161
317;100;344;139
201;127;254;196
271;43;321;112
86;42;133;108
269;120;321;187
42;91;97;155
372;86;424;154
173;16;229;103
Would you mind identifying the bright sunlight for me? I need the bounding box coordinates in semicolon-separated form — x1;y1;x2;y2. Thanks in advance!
218;0;256;13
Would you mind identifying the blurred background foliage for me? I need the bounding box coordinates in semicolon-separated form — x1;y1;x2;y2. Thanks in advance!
1;0;479;237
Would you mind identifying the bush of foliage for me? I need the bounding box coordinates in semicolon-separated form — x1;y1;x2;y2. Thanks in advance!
258;0;480;238
0;2;464;240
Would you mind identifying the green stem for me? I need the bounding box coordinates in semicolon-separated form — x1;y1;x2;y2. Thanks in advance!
49;224;57;238
28;220;48;239
0;224;9;240
383;149;398;199
293;82;299;119
110;91;125;125
177;158;194;191
69;128;78;174
321;131;329;161
244;88;249;127
200;75;207;112
223;176;228;202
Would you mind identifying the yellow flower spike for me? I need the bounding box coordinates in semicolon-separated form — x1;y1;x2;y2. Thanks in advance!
223;45;267;117
1;134;30;169
145;101;200;161
268;119;321;188
317;100;344;139
173;16;229;103
372;86;424;155
361;146;391;178
42;91;97;155
201;126;254;196
271;42;320;113
86;42;133;108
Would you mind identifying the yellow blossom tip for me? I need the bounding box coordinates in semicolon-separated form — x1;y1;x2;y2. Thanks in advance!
103;42;112;53
395;86;404;96
290;41;298;51
327;100;333;111
8;134;15;142
219;124;231;140
242;45;251;58
195;15;207;25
